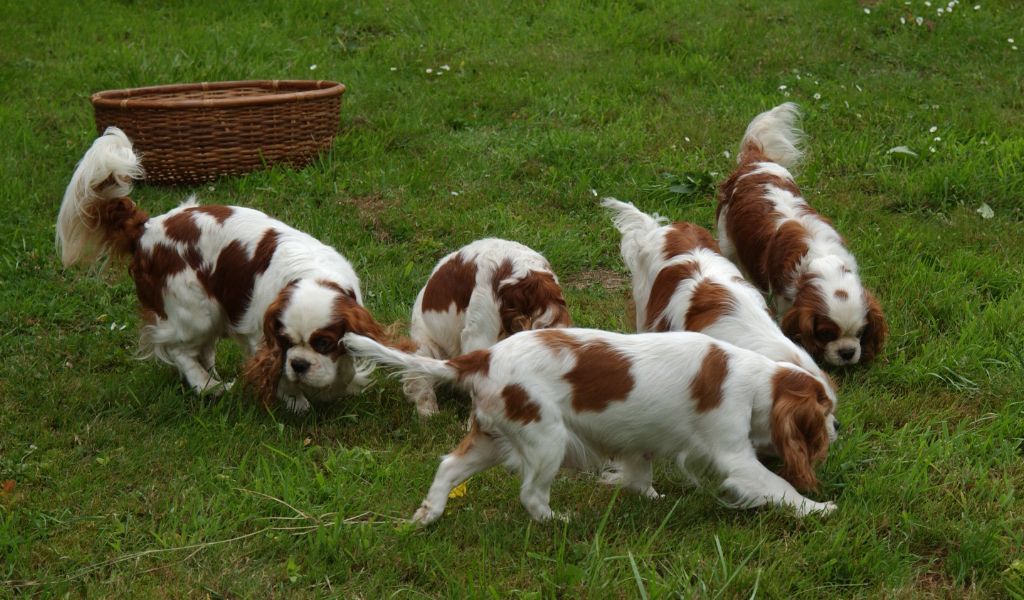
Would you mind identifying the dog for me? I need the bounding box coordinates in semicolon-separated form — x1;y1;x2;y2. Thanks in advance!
56;127;394;412
404;238;570;416
716;103;887;366
602;198;836;429
344;328;838;523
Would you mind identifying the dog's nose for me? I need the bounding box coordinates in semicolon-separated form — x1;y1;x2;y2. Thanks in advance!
833;420;841;432
290;358;311;374
838;348;856;362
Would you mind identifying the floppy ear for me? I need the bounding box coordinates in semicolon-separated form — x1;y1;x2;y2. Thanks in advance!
242;285;294;407
771;371;831;491
336;296;418;352
859;290;888;363
780;304;821;358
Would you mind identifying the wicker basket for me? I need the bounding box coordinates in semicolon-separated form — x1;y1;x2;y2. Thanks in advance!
92;80;346;184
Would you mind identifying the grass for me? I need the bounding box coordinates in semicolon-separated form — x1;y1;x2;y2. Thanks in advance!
2;0;1023;596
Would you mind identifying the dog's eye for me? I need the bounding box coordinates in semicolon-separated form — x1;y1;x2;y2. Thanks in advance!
817;330;838;342
310;336;336;354
856;326;867;338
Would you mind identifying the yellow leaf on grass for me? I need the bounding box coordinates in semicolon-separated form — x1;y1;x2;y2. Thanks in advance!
448;481;469;499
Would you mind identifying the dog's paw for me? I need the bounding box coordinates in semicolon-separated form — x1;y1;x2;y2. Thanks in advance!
284;395;312;414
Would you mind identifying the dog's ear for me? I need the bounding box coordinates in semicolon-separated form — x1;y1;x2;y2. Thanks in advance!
859;290;887;363
780;303;821;358
771;369;832;491
334;294;417;352
242;284;295;407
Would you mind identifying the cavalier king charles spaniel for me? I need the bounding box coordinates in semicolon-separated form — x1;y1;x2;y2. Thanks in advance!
717;103;887;366
344;328;838;524
57;128;396;412
403;238;570;417
603;198;835;413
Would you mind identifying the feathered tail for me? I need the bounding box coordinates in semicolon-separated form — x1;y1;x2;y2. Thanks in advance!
343;333;458;383
56;127;146;266
737;102;804;168
601;198;666;277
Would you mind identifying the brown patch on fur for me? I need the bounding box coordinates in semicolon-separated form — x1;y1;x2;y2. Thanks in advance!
242;281;299;407
662;222;721;260
502;384;542;424
537;329;581;353
193;205;234;225
780;278;833;360
421;253;478;313
859;290;888;363
95;197;149;258
684;280;734;332
564;341;635;413
494;268;570;335
162;210;202;245
770;367;832;491
448;349;491;382
451;416;483;456
316;279;357;300
491;258;514;296
691;344;729;412
766;220;811;294
645;262;700;331
834;289;849;301
131;243;187;320
196;229;280;325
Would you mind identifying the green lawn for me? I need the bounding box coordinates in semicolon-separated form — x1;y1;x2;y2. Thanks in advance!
2;0;1024;596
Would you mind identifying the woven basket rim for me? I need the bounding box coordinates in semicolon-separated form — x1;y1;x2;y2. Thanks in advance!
91;80;345;110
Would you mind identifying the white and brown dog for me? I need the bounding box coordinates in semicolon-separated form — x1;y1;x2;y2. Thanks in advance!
717;103;887;366
602;198;835;415
404;238;570;417
345;329;838;523
57;127;396;412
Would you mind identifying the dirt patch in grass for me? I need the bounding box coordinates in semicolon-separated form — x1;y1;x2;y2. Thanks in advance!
341;193;395;243
565;268;628;291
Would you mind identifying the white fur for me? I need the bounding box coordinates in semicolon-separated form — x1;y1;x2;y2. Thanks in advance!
737;102;803;168
603;198;836;425
345;329;838;524
405;238;567;417
57;128;372;409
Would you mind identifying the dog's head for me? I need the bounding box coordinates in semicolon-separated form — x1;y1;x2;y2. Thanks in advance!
781;273;886;366
244;279;389;406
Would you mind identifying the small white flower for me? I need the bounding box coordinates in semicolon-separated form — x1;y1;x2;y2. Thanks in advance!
390;67;397;71
974;4;980;9
450;191;459;196
1014;46;1019;51
916;16;924;25
814;92;822;100
110;322;117;331
590;189;598;197
930;125;938;132
901;16;907;24
929;146;937;153
309;64;318;70
1009;38;1016;44
924;1;931;6
426;68;433;73
864;7;871;14
934;136;942;141
856;84;863;92
784;91;790;97
856;113;863;119
937;8;944;14
441;64;451;71
684;136;691;142
208;186;215;191
976;203;994;219
796;74;802;80
723;150;732;159
778;85;787;91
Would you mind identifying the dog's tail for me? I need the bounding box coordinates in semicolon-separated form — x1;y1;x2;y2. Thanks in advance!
737;102;803;168
343;333;462;384
601;198;666;277
56;127;147;267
